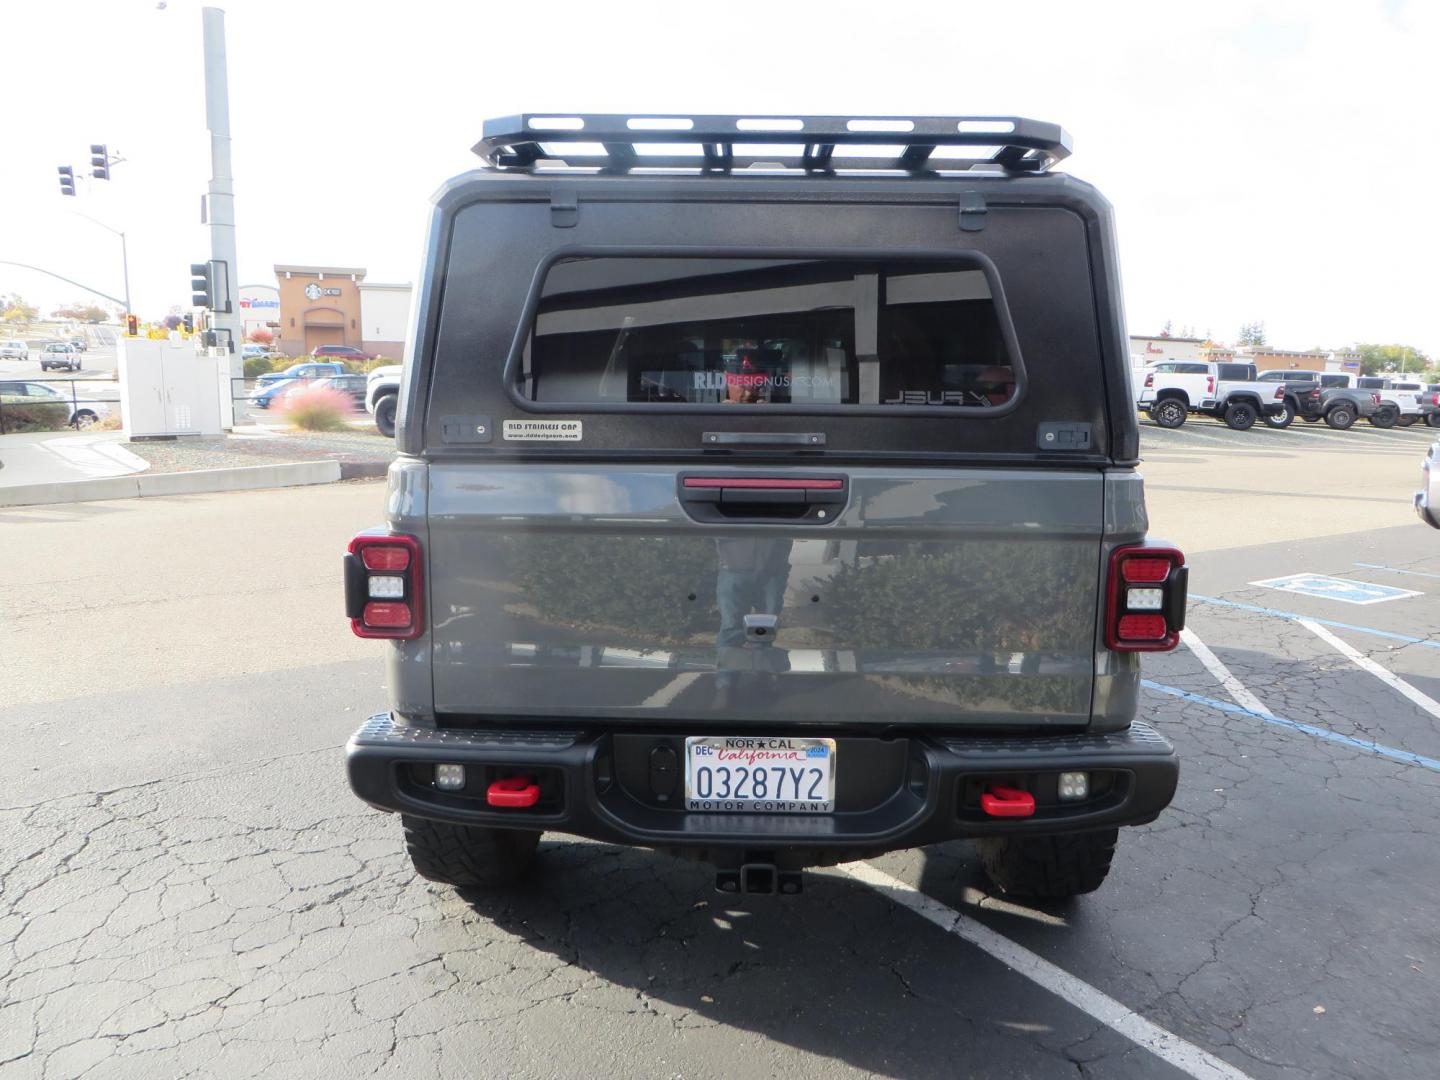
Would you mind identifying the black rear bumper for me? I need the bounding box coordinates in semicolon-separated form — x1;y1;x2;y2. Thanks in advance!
347;715;1179;860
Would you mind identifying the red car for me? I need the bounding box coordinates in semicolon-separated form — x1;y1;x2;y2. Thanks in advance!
310;345;378;361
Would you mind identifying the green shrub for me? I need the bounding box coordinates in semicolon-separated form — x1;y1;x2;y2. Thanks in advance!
274;383;355;431
0;398;70;433
243;357;272;378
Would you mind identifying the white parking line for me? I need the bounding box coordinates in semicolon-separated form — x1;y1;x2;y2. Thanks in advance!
1298;618;1440;724
1180;627;1274;717
839;862;1254;1080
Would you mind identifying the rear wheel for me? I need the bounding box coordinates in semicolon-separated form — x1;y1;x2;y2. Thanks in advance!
1150;399;1187;429
1427;413;1440;428
1369;406;1399;429
975;828;1118;898
1325;404;1357;430
401;815;540;889
1223;401;1258;430
1263;402;1295;428
374;393;398;438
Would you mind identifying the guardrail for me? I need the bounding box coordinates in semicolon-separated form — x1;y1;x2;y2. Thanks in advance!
0;376;120;436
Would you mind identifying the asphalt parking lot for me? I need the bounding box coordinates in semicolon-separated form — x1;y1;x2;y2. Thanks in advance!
3;421;1438;1079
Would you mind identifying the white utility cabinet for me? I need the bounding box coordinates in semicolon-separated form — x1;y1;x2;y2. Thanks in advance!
118;336;226;437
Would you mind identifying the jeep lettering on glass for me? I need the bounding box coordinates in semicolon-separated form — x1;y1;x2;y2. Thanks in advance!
518;257;1016;409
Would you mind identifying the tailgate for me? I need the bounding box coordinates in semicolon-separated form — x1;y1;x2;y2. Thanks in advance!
427;464;1103;728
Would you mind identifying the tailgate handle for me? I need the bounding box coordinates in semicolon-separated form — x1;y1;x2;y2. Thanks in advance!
679;475;847;522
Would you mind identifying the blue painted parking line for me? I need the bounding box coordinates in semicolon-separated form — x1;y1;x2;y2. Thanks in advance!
1188;594;1440;650
1248;573;1422;605
1354;562;1440;582
1143;679;1440;774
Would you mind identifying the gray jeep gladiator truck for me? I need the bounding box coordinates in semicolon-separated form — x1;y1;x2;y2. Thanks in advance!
344;114;1187;900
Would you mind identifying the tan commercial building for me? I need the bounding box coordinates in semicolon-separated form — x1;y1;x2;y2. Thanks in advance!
273;265;411;360
274;265;366;357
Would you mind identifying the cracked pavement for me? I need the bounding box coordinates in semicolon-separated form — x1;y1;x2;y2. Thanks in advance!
3;429;1439;1079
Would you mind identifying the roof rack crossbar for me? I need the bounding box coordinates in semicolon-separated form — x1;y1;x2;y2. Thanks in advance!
475;114;1071;175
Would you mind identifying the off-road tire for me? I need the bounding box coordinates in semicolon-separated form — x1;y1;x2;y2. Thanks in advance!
374;393;398;438
401;815;540;888
1263;402;1295;428
1150;399;1187;429
1397;415;1417;427
1325;404;1357;430
975;828;1118;898
1223;401;1258;431
1369;406;1399;429
1427;413;1440;428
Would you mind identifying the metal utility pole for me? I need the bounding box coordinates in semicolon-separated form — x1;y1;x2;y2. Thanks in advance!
202;6;239;367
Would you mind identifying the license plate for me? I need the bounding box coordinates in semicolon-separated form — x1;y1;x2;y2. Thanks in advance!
684;736;836;813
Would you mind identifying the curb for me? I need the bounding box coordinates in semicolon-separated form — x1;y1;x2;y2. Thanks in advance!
0;459;361;508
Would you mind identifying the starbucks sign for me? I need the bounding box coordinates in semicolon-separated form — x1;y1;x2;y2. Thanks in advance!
303;282;343;301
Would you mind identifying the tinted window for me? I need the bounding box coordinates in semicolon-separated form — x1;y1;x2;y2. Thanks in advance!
1356;377;1384;389
519;257;1018;410
1215;363;1253;381
1319;374;1348;387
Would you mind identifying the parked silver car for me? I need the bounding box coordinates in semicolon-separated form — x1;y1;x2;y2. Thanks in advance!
1;339;29;361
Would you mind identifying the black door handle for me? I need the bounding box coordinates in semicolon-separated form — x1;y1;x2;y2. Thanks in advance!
678;475;847;523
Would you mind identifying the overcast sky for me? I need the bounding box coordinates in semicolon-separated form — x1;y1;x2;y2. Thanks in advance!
3;0;1436;354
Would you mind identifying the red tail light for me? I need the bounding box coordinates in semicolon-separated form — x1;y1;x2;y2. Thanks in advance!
1106;544;1187;652
1144;372;1154;388
1206;376;1215;393
1274;387;1286;399
1372;394;1381;404
346;534;424;639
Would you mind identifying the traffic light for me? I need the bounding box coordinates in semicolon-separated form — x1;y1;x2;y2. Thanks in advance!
90;144;109;180
183;313;194;334
191;262;214;308
125;314;139;336
58;165;76;196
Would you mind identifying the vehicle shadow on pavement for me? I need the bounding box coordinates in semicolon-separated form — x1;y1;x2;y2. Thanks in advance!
453;840;1140;1079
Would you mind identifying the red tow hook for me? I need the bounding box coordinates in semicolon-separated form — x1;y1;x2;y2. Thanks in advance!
486;776;540;808
981;785;1036;818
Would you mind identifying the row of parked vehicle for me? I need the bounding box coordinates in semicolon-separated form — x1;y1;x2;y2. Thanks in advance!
244;360;402;437
1135;361;1440;431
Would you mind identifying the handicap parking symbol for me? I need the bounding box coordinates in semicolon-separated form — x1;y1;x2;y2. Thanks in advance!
1249;573;1422;605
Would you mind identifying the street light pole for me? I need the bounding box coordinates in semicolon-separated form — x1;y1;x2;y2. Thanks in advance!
202;6;239;363
66;209;131;315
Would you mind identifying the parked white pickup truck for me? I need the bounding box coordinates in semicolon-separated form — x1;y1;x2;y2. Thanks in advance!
1137;361;1287;430
365;365;402;437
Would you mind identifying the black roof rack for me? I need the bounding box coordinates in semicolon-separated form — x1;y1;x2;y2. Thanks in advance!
474;113;1071;175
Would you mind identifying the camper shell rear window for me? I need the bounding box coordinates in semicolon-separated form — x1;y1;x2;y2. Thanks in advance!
509;254;1024;415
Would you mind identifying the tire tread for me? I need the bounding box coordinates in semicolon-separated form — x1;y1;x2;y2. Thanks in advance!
401;815;539;888
974;828;1118;898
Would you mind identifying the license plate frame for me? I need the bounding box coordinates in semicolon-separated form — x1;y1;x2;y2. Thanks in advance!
684;736;836;813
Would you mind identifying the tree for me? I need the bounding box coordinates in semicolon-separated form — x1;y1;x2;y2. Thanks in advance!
1161;319;1173;337
2;293;39;324
162;314;183;331
1354;343;1430;376
1237;321;1267;346
248;327;274;345
51;304;87;320
80;305;108;324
